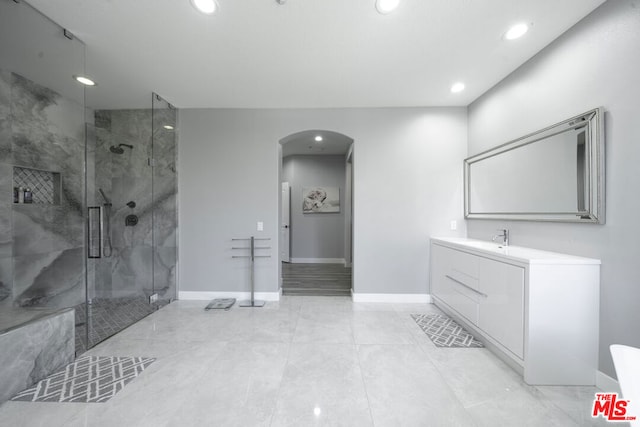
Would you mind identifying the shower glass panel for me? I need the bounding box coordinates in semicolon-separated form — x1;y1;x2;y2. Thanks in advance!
84;106;157;351
0;0;87;348
151;93;178;303
83;94;178;351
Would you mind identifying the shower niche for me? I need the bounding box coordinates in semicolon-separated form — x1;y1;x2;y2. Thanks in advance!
13;166;62;205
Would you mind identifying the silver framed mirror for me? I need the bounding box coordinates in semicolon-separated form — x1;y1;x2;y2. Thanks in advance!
464;108;605;223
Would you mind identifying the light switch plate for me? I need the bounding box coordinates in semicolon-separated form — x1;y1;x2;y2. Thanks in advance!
450;220;457;230
257;221;264;231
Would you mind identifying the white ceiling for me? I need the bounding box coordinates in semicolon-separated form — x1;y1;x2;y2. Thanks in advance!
27;0;606;110
282;130;353;157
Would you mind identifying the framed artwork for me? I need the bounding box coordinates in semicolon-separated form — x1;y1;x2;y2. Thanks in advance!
302;186;340;213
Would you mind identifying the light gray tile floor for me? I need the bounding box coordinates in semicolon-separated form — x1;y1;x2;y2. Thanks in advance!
0;296;614;426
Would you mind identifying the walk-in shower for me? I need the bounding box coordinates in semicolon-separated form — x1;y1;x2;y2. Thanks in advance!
1;1;178;369
81;95;178;353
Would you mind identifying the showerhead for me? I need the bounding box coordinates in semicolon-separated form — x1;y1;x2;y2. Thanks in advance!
109;144;134;154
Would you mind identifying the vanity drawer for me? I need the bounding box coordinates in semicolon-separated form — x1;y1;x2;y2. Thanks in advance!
445;275;480;325
432;244;480;283
450;249;480;281
431;244;481;325
435;244;481;293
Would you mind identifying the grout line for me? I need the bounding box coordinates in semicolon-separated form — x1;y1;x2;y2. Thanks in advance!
267;335;294;427
413;342;483;425
354;344;377;426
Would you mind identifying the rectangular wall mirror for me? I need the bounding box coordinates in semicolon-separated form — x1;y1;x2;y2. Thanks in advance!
464;108;605;223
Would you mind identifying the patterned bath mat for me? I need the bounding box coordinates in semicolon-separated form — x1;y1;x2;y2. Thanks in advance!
411;313;484;348
12;356;155;403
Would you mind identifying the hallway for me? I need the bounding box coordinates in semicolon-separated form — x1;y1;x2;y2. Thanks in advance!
281;263;352;296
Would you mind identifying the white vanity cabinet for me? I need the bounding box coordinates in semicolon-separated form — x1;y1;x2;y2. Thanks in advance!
430;237;600;386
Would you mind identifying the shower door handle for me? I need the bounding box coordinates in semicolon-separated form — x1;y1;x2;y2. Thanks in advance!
88;206;102;258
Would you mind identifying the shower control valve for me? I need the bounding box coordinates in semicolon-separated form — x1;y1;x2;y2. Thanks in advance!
125;214;138;227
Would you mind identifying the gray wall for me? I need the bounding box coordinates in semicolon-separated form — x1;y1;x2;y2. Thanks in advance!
282;155;346;261
178;107;467;295
467;0;640;378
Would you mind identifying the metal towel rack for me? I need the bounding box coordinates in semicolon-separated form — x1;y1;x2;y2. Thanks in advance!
232;236;271;307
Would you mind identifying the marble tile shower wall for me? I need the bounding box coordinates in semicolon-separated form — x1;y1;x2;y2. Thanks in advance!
93;108;177;302
0;68;86;310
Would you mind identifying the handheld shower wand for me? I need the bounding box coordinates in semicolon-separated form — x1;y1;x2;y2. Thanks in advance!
98;188;113;258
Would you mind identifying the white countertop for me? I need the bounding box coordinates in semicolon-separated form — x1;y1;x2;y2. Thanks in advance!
431;237;601;265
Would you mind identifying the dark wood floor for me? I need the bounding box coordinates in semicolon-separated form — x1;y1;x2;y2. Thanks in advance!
281;263;352;296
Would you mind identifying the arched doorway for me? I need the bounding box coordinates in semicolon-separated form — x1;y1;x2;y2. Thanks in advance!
279;130;354;296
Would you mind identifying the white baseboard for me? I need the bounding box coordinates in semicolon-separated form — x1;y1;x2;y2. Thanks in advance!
351;292;432;303
290;258;345;264
178;291;281;302
596;370;620;393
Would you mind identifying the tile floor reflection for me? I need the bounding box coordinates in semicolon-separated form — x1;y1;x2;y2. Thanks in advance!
0;297;611;426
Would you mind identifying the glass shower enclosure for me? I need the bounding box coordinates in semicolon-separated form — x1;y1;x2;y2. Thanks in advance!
82;94;178;352
0;1;178;356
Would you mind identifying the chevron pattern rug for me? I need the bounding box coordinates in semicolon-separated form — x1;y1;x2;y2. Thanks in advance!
12;356;155;403
411;313;484;348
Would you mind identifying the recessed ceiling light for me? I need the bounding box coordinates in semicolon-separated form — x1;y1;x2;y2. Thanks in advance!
314;135;323;142
73;75;96;86
451;82;465;93
190;0;218;15
375;0;400;14
164;125;175;130
504;23;529;40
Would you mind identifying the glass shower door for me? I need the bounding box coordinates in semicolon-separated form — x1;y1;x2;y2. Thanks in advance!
84;107;157;351
82;93;178;352
151;93;178;304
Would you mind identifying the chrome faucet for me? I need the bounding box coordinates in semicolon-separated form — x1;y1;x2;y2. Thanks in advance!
492;229;509;246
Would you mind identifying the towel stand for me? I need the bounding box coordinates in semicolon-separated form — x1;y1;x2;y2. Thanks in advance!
232;236;271;307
